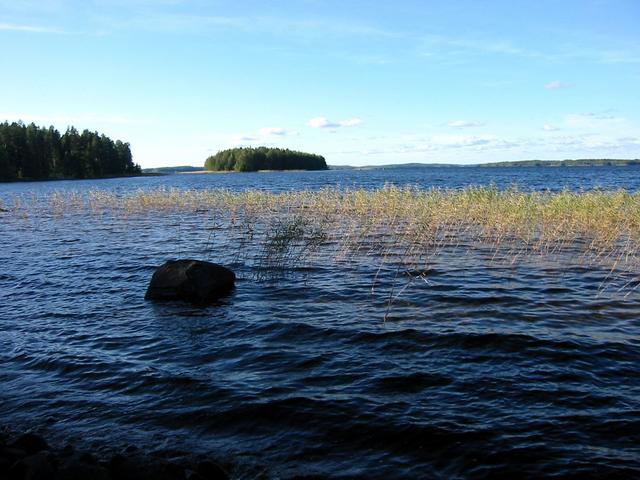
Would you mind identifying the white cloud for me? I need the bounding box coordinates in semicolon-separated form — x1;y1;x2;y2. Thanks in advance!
542;124;560;131
545;80;574;90
307;117;335;128
307;117;339;128
446;120;484;129
336;131;640;163
307;116;362;129
339;117;362;127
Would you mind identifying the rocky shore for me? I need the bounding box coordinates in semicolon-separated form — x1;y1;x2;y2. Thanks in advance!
0;429;230;480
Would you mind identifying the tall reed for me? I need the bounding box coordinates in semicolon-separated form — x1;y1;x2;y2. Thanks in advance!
5;186;640;282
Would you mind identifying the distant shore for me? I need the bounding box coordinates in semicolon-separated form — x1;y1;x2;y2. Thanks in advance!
0;172;157;184
143;159;640;175
178;169;313;174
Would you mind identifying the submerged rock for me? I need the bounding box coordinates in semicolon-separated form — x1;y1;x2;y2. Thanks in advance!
145;260;235;304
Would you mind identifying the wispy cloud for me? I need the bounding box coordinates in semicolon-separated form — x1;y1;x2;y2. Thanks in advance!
430;134;513;149
446;120;485;129
416;30;640;67
0;22;66;34
564;112;624;128
229;135;259;146
542;124;560;131
335;53;392;65
387;133;640;156
415;34;555;66
230;126;298;146
336;128;640;164
545;80;574;90
419;34;527;58
307;117;362;129
257;127;298;136
99;11;397;40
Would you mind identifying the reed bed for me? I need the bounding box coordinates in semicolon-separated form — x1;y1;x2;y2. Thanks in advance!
5;185;640;280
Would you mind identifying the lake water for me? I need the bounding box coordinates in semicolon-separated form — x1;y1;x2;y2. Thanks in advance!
1;166;640;478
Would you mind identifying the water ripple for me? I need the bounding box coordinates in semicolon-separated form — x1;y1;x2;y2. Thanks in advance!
2;171;640;477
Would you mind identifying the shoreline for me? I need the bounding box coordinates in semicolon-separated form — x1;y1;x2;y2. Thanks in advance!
0;428;231;480
178;169;324;174
0;172;159;185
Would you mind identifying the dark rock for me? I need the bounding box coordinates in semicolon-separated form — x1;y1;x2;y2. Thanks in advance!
163;461;185;480
10;433;49;456
108;453;127;470
9;451;56;480
61;445;74;458
1;448;25;479
57;457;109;480
123;445;138;455
6;458;26;480
108;454;182;480
186;472;206;480
1;447;27;463
145;260;235;304
77;451;98;465
197;459;229;480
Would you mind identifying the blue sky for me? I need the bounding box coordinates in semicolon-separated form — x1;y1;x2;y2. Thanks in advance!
1;0;639;167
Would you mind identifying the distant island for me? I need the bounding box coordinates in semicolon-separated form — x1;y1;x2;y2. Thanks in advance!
477;159;640;168
143;158;640;175
142;165;203;174
329;159;640;170
204;147;327;172
0;121;141;181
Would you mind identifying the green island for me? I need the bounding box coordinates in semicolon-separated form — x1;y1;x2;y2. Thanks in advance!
0;121;141;182
204;146;328;172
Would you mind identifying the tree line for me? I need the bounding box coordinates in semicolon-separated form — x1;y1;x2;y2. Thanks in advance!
479;159;640;168
205;147;327;172
0;121;141;181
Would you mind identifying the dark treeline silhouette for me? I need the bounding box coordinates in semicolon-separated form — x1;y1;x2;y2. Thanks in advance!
0;121;141;181
205;147;327;172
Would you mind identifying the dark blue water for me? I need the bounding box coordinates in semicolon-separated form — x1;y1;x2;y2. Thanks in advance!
1;166;640;479
2;165;640;197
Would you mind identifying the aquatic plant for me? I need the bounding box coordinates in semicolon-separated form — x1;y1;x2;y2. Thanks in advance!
5;186;640;295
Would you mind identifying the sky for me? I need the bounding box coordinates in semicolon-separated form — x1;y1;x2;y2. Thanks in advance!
1;0;639;168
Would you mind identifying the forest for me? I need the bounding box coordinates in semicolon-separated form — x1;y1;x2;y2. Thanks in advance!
205;147;327;172
0;121;141;181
